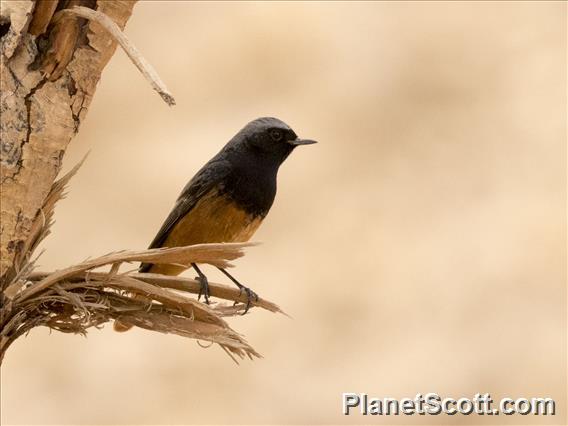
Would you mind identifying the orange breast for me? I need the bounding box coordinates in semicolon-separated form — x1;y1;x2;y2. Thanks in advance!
149;190;262;275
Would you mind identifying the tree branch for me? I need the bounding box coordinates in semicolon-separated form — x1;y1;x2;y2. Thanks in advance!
53;5;175;105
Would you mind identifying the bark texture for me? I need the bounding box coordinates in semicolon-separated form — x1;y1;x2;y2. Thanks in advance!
0;0;136;282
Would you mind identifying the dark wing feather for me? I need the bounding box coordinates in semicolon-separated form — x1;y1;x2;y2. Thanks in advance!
139;159;231;272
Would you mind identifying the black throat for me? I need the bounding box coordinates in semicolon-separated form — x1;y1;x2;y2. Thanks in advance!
220;149;286;218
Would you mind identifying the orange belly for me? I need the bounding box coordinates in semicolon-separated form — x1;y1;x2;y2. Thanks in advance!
149;190;262;275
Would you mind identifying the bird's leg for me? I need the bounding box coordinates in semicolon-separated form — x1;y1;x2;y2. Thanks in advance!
217;267;259;314
192;263;210;304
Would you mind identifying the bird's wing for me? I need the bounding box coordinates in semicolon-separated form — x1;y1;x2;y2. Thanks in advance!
139;159;231;272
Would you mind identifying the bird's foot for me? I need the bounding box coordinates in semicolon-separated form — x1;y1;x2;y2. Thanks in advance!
192;263;210;304
196;275;210;304
217;267;258;314
234;284;259;315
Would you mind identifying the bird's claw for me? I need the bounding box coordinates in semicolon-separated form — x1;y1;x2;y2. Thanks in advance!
234;286;259;315
196;275;210;304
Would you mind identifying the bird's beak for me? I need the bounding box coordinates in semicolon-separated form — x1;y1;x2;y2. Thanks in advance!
288;138;318;146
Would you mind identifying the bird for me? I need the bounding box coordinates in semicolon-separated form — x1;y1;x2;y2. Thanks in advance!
139;117;316;313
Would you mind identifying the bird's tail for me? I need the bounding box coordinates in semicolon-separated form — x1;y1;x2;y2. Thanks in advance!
113;319;134;332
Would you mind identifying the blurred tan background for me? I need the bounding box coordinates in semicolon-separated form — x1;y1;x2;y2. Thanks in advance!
1;1;566;424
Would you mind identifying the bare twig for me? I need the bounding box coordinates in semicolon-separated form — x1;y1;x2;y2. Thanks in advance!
52;6;176;106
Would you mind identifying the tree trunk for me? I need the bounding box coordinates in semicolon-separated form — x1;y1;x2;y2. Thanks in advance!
0;0;136;284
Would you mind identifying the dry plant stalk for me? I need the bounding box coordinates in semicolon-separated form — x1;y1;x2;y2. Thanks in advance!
52;5;175;105
0;164;284;365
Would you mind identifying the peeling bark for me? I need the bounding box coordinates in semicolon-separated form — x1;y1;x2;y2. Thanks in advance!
0;0;137;281
28;0;58;37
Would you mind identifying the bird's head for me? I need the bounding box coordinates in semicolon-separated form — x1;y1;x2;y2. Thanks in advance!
234;117;317;163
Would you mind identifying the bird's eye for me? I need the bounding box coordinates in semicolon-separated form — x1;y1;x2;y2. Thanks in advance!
270;130;283;141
